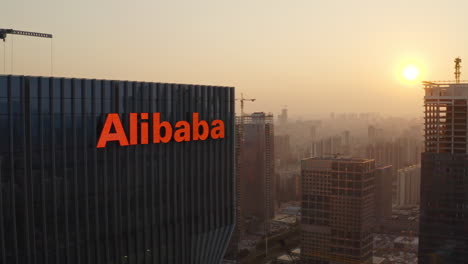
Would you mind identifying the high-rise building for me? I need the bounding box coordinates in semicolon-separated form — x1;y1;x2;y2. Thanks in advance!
275;134;292;167
342;130;351;155
0;75;235;264
368;125;376;143
396;165;420;207
366;137;422;172
419;81;468;263
224;117;243;261
278;107;288;126
375;165;393;231
310;125;317;142
277;169;300;203
310;136;343;158
240;112;275;234
301;157;375;264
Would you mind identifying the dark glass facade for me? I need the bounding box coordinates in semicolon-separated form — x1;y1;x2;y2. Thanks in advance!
419;153;468;263
420;82;468;263
0;75;235;264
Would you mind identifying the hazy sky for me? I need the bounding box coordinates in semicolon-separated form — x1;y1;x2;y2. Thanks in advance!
2;0;468;118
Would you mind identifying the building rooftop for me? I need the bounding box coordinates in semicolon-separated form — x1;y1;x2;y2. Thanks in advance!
373;256;386;264
272;214;297;225
423;80;468;84
276;254;298;263
394;236;419;246
376;164;393;169
280;206;301;215
423;81;468;98
291;248;300;255
302;156;373;163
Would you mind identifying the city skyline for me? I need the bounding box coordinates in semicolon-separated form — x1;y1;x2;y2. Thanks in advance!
2;1;468;263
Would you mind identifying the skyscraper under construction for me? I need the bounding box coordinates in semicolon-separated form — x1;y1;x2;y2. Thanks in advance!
419;81;468;263
301;157;375;264
240;112;275;234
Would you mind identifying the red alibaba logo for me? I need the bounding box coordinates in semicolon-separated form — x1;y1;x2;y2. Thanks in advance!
96;112;225;148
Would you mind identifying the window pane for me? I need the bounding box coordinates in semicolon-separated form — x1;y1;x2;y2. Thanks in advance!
53;99;61;114
73;79;82;98
64;99;72;114
12;98;22;113
29;78;39;98
63;79;72;98
30;97;39;113
0;77;7;97
41;97;50;113
11;78;21;98
40;78;50;98
73;99;82;114
0;98;8;113
53;79;61;98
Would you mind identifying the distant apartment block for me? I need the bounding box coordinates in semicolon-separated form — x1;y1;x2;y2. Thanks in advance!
375;165;393;230
366;137;422;171
310;136;342;158
342;130;351;155
275;134;293;167
278;107;288;126
396;165;421;206
301;157;375;264
277;169;301;203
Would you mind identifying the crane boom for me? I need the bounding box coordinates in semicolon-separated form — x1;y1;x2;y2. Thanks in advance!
0;28;53;41
235;93;256;117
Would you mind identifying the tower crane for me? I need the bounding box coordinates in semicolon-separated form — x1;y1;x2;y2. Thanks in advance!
233;93;255;259
454;57;462;83
0;28;53;41
1;28;54;75
235;93;256;141
236;93;256;117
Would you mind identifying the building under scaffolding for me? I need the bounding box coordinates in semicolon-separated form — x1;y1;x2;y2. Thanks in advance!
419;81;468;263
301;157;375;264
224;117;243;262
240;112;276;234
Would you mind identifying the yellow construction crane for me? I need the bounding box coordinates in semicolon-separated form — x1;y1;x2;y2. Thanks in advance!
235;93;256;143
236;93;256;117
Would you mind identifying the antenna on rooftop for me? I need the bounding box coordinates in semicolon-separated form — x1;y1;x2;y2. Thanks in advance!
454;57;462;83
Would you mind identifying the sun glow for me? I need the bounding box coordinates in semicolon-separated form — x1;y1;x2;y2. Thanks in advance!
403;65;420;81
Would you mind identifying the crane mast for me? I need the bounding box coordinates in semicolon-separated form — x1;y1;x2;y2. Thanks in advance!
455;57;462;83
237;93;256;117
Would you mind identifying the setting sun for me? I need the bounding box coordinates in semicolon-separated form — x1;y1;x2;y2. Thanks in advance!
403;65;420;81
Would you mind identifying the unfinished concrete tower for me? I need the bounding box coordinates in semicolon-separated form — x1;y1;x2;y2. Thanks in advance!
419;79;468;263
300;157;375;264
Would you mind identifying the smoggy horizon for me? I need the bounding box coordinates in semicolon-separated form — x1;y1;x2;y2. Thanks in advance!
2;0;468;118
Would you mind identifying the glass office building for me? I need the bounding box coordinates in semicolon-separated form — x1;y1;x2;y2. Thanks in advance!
0;75;235;264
